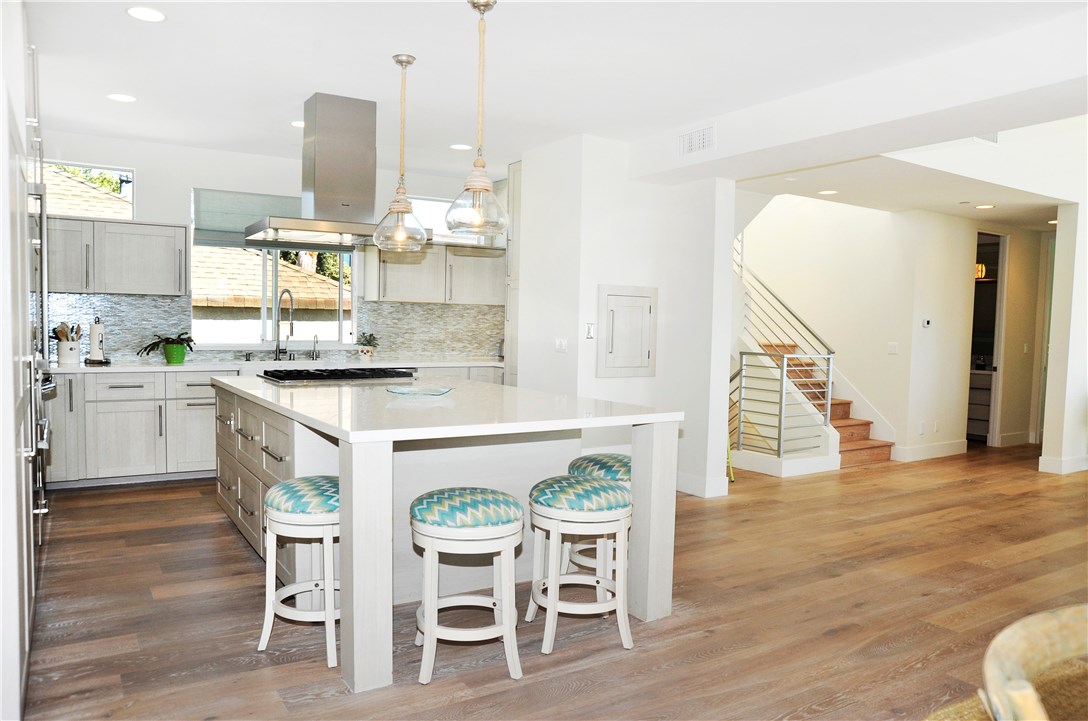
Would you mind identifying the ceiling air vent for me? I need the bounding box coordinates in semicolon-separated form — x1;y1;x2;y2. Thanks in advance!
679;126;716;156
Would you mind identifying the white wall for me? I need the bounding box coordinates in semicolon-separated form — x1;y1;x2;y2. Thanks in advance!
743;195;980;459
42;129;463;227
519;134;733;496
890;117;1087;473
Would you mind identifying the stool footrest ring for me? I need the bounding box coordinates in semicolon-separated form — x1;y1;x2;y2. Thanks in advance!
415;594;509;643
274;580;341;623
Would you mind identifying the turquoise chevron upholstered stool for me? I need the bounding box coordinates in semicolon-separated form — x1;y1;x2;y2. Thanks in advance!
257;475;341;668
565;453;632;581
409;487;524;684
525;474;634;654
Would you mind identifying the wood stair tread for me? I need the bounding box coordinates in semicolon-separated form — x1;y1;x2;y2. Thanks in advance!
839;438;894;450
831;417;872;428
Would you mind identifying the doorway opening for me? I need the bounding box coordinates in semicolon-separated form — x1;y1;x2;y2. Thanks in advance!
967;233;1001;444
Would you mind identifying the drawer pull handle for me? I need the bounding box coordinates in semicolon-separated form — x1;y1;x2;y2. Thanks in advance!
107;383;145;389
236;428;255;441
185;382;213;387
217;478;235;492
215;413;234;427
261;445;288;463
186;401;216;407
237;499;256;517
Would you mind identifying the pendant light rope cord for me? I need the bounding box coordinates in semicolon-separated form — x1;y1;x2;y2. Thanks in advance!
475;12;486;165
398;61;408;181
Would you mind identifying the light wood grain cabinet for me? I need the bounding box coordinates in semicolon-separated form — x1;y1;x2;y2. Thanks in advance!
379;244;505;305
41;373;85;481
85;398;168;477
46;217;187;296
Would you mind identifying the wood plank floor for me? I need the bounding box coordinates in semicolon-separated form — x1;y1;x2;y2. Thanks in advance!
25;444;1087;720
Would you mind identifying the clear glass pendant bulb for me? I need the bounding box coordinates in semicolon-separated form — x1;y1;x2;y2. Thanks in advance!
445;187;508;241
373;209;427;252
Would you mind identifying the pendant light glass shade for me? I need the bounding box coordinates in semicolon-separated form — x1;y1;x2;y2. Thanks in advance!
372;54;427;253
446;0;507;243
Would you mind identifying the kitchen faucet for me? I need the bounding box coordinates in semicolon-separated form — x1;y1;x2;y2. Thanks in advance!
310;334;320;361
274;288;295;360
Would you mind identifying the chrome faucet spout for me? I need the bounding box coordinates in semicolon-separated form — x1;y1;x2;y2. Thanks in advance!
311;334;320;361
274;288;295;360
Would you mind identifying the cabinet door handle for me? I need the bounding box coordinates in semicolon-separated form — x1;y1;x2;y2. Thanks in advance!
67;377;73;412
178;249;183;292
261;445;288;463
215;413;234;427
217;476;235;493
237;499;256;517
185;382;212;387
107;383;145;389
186;401;215;407
448;263;453;301
84;244;91;290
381;260;387;299
609;310;615;354
158;404;164;437
235;428;254;441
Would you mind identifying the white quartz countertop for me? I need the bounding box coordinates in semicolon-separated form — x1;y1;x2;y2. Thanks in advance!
212;375;683;444
48;357;503;374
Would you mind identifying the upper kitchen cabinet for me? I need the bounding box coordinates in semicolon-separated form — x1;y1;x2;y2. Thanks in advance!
94;222;187;295
378;244;505;305
46;218;94;292
47;217;188;295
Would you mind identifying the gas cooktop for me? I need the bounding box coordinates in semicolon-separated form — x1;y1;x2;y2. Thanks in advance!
258;367;416;385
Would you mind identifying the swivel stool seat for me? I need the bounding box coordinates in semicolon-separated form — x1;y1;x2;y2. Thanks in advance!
257;475;341;668
409;486;525;684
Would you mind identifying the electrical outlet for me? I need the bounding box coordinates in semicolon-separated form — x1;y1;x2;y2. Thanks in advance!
887;342;899;355
918;421;925;435
934;420;939;433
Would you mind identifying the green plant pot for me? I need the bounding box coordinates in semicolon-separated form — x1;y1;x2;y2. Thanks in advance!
163;344;187;365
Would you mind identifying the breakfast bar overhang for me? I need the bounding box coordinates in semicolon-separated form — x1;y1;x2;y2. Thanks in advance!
212;375;683;693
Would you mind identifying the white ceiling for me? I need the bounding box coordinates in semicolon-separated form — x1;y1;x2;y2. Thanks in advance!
23;1;1085;230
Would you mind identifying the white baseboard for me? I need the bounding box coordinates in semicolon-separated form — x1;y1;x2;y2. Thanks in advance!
730;450;840;478
1038;454;1088;474
890;440;966;462
677;469;730;498
998;431;1031;446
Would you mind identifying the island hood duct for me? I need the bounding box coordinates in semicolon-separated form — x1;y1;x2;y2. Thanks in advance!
245;93;379;250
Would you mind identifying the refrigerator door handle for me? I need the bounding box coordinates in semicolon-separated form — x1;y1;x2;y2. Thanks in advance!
36;416;51;450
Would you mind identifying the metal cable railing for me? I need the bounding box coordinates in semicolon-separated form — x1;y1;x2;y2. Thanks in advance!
730;233;835;456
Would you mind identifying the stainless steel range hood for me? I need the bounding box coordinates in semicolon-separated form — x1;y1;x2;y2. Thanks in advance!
245;93;378;250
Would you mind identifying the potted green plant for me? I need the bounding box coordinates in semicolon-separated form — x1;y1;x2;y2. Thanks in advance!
356;332;378;359
137;332;195;365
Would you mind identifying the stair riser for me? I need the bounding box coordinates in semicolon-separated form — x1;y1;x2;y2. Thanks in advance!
840;445;892;467
836;424;872;442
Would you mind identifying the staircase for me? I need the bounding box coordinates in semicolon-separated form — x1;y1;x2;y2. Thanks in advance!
828;398;894;467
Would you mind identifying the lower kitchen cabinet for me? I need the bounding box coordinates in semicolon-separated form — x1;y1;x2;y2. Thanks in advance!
84;399;167;477
215;386;339;591
42;373;85;481
45;368;237;486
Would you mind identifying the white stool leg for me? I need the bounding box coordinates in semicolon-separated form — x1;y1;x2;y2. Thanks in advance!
499;545;522;679
257;527;277;652
541;523;563;655
418;545;440;684
595;537;609;605
525;525;545;623
615;523;633;649
492;554;503;625
321;525;338;668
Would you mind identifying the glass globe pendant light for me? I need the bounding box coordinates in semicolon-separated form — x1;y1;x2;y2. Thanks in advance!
445;0;508;243
372;54;428;252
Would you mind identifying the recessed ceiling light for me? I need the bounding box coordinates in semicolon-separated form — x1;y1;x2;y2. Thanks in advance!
975;204;995;210
449;144;472;151
106;94;136;103
291;120;305;128
127;7;166;22
817;190;838;195
1048;220;1058;225
784;177;797;182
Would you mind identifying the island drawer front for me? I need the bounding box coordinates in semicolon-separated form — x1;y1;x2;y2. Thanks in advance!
86;372;166;401
215;391;237;457
235;465;265;555
259;409;294;486
235;398;263;470
171;370;237;399
215;453;240;515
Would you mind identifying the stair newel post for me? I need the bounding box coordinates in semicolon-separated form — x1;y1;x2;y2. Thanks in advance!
824;354;834;428
777;354;788;458
737;353;748;451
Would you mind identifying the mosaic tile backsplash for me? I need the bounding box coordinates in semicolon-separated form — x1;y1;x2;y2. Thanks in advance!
47;293;504;363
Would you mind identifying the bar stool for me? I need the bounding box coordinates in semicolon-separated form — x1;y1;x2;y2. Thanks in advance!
257;475;341;668
410;487;525;685
525;474;633;654
566;453;631;579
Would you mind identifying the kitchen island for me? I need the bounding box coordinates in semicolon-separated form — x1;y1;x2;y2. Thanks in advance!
211;374;682;693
